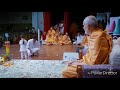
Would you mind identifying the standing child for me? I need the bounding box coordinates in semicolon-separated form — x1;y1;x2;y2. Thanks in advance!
19;35;28;59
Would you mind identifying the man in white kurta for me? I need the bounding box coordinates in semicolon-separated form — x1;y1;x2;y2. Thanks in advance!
26;36;40;57
73;32;84;45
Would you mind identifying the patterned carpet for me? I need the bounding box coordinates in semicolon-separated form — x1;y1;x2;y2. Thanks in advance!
0;60;68;78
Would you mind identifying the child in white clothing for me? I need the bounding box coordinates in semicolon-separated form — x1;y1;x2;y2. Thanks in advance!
19;35;28;59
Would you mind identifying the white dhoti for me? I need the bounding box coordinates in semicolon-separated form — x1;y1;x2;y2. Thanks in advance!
26;39;40;57
27;48;40;57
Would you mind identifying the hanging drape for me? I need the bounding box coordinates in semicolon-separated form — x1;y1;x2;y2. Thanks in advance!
44;12;51;33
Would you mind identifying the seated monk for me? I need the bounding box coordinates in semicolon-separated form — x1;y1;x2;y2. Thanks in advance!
53;34;59;45
76;34;89;55
46;26;56;45
57;32;63;45
46;34;54;45
47;26;56;36
59;32;72;45
55;27;60;36
62;15;113;78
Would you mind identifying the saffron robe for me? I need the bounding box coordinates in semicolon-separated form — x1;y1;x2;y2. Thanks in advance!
62;29;113;78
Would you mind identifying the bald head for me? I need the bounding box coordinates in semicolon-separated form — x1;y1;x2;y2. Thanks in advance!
83;15;98;28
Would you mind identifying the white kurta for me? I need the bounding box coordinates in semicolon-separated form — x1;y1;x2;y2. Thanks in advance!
73;35;84;45
19;39;28;59
26;39;40;57
19;39;27;52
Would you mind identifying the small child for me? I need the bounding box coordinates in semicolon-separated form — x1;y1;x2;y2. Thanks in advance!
19;35;28;59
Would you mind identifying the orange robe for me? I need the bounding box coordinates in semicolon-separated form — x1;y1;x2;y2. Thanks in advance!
46;35;54;45
53;35;59;45
62;29;113;78
46;29;56;45
63;35;72;44
47;29;56;36
58;35;63;45
59;35;72;45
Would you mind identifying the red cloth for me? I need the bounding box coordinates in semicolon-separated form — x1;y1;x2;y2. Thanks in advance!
44;12;51;33
42;34;46;40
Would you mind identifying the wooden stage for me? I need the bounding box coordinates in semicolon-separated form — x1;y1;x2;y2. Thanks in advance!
0;44;76;60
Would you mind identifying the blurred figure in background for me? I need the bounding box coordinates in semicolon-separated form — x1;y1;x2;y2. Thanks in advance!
19;35;28;59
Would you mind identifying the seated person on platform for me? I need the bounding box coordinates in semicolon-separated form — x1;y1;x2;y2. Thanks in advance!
46;34;55;45
62;15;113;78
76;34;89;55
41;32;47;45
55;27;60;36
46;27;56;45
57;32;63;44
73;32;85;45
47;26;56;36
109;37;120;65
26;36;40;57
58;32;72;45
53;34;59;45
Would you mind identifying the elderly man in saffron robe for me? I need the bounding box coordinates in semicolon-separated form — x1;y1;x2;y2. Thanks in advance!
62;15;113;78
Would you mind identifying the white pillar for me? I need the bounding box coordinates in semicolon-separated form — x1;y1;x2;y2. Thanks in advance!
38;28;40;46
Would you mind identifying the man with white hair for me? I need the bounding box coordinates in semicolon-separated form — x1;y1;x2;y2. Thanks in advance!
26;36;40;58
62;15;113;78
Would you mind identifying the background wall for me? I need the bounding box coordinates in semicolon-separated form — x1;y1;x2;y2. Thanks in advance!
110;17;120;27
0;12;32;32
96;13;107;23
0;12;32;24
